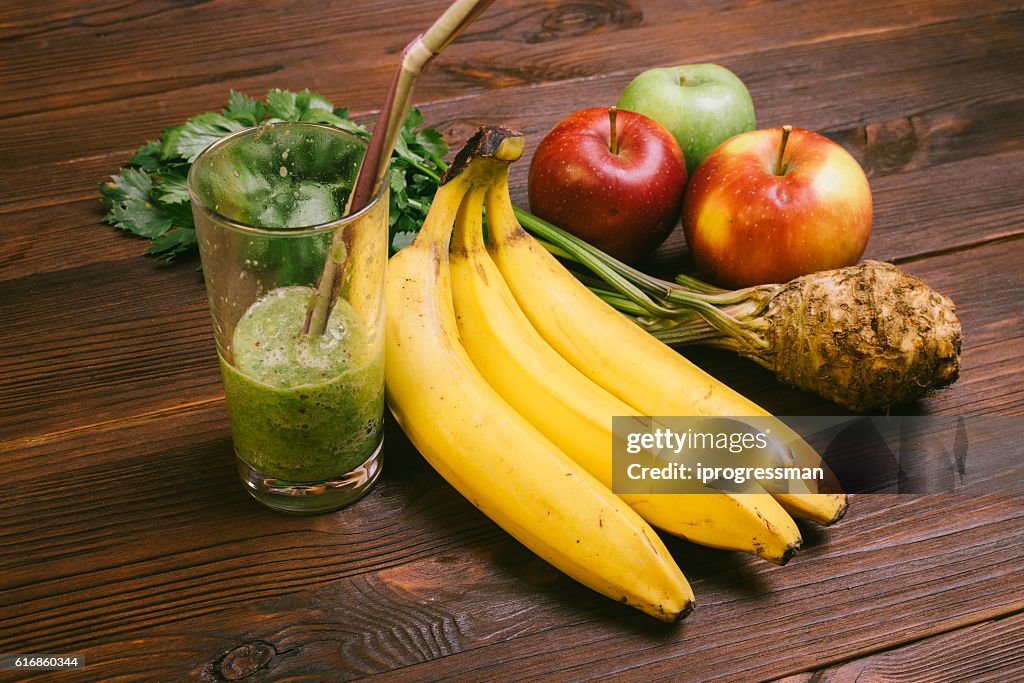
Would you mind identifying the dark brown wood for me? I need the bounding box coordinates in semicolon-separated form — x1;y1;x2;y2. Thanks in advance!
5;10;1024;276
0;257;219;441
777;611;1024;683
0;2;1017;175
1;0;1022;680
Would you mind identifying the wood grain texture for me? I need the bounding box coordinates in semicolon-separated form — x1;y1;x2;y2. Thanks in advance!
1;0;1022;680
3;9;1023;275
0;257;220;441
776;611;1024;683
0;1;1017;170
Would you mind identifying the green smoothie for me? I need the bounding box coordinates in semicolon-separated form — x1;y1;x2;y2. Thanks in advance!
220;285;384;482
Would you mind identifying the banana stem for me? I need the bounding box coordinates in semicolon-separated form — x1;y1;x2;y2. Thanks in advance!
418;127;523;246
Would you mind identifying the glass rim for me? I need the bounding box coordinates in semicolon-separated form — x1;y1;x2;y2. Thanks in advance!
186;121;387;236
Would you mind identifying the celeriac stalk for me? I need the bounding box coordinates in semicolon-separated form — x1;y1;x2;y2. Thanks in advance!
512;208;961;412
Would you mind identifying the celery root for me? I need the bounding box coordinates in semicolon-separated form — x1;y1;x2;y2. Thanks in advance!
663;261;961;412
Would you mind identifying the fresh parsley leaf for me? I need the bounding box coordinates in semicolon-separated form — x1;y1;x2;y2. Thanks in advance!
106;201;172;239
153;170;190;205
264;88;297;120
308;92;336;114
393;134;419;168
129;140;163;172
404;107;424;131
298;106;348;127
159;197;196;229
295;89;312;114
173;112;247;162
389;166;409;213
99;89;448;261
225;90;263;125
101;166;152;204
390;211;420;247
147;228;198;261
391;230;418;252
102;168;173;239
415;127;448;164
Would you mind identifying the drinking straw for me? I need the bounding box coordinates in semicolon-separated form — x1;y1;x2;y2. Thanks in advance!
304;0;497;335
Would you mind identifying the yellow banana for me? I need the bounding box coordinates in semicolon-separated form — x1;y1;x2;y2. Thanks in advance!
484;177;847;526
384;127;694;621
448;169;802;564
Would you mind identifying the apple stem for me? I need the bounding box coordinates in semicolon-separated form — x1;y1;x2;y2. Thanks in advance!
774;125;792;176
608;106;619;155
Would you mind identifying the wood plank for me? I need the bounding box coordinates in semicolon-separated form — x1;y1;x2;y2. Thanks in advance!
0;410;506;654
3;10;1022;287
4;7;1023;217
0;198;170;282
1;399;1022;680
367;497;1022;682
2;0;1009;120
0;257;221;441
0;1;1018;171
776;611;1024;682
0;0;423;117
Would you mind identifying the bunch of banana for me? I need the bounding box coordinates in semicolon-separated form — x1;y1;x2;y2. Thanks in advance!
451;171;804;565
385;125;846;620
385;127;693;622
482;177;847;527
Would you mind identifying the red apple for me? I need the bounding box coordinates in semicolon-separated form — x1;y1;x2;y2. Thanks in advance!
683;126;872;288
528;107;687;262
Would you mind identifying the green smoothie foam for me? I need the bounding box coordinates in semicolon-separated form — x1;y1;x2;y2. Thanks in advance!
221;285;384;482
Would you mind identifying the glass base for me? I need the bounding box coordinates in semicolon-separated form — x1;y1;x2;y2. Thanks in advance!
236;439;383;514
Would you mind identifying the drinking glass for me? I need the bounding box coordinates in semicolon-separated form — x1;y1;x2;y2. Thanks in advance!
188;122;388;514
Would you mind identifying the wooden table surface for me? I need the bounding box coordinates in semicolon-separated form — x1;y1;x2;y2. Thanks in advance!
2;1;1022;680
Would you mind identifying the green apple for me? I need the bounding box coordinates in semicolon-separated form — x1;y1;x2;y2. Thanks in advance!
617;63;756;175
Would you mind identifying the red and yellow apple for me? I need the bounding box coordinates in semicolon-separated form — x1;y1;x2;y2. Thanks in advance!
528;107;688;263
682;126;872;288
